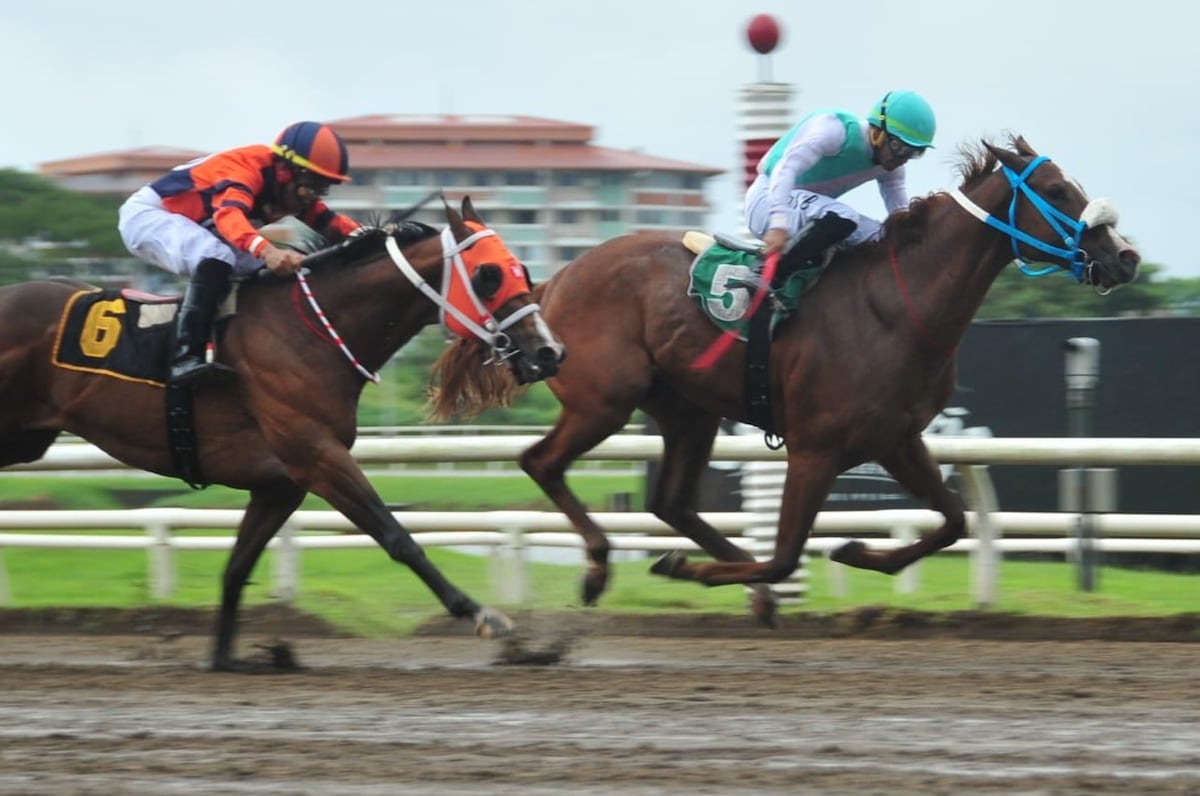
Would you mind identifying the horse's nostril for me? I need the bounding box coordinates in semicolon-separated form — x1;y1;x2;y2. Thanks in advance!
1120;249;1141;269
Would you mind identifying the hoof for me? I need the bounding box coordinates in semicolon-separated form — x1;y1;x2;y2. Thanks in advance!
211;640;302;674
649;551;687;579
749;586;779;629
474;607;516;638
581;568;609;606
830;539;867;566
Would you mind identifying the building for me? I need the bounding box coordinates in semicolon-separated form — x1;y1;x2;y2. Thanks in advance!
38;115;722;281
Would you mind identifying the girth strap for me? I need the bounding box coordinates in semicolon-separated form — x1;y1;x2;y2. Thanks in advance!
165;384;208;489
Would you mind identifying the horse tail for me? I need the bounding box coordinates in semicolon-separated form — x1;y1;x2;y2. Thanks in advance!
426;282;552;420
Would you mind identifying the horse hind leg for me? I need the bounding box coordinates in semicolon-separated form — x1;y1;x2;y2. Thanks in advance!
642;403;779;628
664;450;840;587
521;406;634;606
0;429;62;469
831;434;966;574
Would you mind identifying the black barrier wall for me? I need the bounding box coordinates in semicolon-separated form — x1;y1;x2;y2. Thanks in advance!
647;317;1200;515
953;316;1200;514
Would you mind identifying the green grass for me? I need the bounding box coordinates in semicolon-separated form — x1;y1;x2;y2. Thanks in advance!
0;472;643;511
2;544;1194;637
1;471;1194;636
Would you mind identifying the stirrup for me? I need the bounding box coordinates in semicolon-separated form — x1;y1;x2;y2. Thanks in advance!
170;358;235;386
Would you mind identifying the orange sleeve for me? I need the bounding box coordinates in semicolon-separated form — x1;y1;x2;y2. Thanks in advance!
304;200;362;242
209;166;271;257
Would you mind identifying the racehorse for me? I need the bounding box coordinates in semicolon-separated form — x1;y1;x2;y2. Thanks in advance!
0;197;565;670
429;137;1141;626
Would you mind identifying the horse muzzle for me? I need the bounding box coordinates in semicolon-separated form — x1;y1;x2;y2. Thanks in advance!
508;342;565;384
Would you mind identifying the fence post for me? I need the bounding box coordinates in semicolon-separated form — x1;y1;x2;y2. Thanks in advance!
957;464;1000;608
271;520;299;602
824;550;847;598
894;524;918;594
490;524;528;605
146;520;174;599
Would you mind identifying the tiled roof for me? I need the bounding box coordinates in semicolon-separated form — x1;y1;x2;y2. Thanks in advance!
39;146;207;175
348;143;721;174
328;114;594;144
36;116;722;177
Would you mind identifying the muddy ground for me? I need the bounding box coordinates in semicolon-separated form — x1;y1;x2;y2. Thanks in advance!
1;607;1197;795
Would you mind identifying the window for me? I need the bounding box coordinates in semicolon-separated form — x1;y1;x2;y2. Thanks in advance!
556;209;580;224
556;246;588;262
599;209;621;222
510;244;541;262
385;170;425;187
468;172;493;187
636;209;666;225
509;209;539;225
504;171;538;186
554;171;582;187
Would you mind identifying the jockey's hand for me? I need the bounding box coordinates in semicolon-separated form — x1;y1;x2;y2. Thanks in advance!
763;228;790;256
262;244;305;276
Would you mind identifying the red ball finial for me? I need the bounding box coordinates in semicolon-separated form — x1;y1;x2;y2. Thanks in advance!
746;14;781;55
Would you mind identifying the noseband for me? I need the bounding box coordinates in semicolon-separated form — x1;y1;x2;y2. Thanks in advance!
949;155;1119;284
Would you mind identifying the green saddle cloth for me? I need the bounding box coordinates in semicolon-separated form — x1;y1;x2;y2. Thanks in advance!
686;242;820;339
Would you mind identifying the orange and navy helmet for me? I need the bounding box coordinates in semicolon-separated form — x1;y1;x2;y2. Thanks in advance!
272;121;351;182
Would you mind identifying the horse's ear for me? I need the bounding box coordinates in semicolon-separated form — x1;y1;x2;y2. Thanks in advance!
1012;136;1038;158
984;141;1027;173
444;200;469;237
462;195;484;225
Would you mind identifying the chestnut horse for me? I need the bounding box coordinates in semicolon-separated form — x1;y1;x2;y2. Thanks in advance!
431;138;1141;625
0;198;564;669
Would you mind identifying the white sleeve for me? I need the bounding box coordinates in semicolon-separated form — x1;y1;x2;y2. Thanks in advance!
766;115;847;231
877;166;909;215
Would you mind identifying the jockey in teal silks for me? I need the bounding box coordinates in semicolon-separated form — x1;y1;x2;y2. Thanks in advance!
744;89;936;283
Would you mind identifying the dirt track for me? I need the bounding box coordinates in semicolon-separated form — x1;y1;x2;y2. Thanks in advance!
1;610;1198;795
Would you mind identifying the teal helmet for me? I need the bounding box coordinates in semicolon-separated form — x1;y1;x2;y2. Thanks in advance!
868;90;936;148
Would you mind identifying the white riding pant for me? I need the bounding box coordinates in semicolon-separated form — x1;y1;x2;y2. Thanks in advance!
118;186;261;277
744;174;882;246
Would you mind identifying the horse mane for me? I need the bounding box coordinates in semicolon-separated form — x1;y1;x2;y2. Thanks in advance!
304;220;440;270
872;135;1015;245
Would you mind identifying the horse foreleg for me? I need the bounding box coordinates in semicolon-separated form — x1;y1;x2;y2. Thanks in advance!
643;407;778;627
831;434;966;574
521;408;631;605
212;481;306;672
305;447;512;637
657;451;838;587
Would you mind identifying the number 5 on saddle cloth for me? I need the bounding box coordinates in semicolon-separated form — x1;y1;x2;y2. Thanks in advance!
684;231;823;442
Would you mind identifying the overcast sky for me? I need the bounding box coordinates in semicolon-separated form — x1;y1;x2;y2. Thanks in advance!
3;0;1195;276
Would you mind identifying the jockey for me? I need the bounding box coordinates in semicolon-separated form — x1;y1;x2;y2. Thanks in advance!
118;121;361;385
744;89;936;282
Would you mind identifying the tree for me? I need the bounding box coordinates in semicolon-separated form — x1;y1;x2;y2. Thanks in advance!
0;169;128;281
978;261;1172;319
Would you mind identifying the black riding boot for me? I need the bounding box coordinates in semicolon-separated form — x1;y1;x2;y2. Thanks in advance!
170;258;235;385
772;212;857;288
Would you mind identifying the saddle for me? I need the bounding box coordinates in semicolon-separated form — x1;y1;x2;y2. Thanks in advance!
684;231;823;442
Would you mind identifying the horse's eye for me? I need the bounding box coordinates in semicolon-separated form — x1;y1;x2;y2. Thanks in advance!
1045;185;1070;202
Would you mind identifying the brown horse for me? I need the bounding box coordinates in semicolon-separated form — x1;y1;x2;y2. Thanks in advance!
0;197;564;669
431;137;1141;626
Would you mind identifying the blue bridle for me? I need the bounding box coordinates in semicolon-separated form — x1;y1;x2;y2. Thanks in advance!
980;156;1090;281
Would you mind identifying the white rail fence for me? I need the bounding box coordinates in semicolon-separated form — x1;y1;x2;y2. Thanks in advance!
2;436;1199;607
